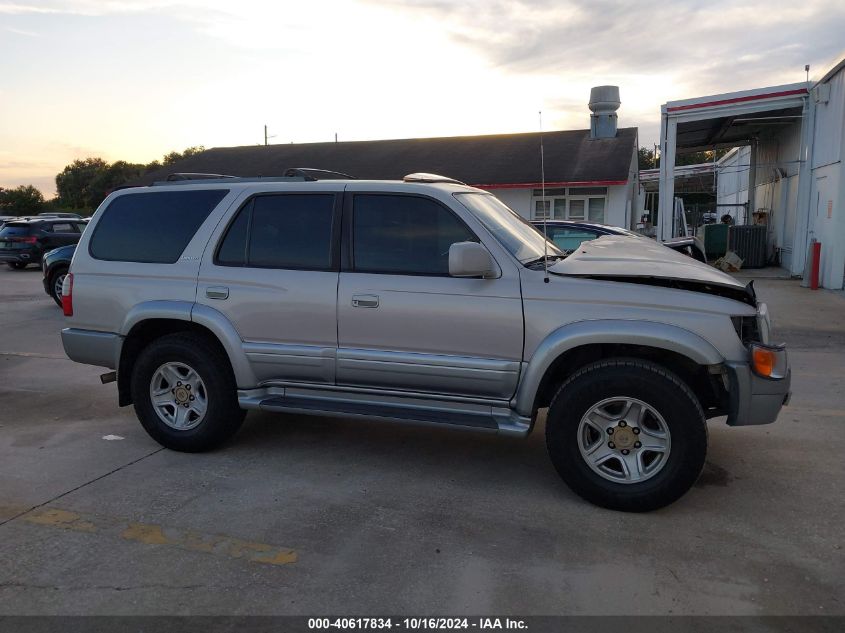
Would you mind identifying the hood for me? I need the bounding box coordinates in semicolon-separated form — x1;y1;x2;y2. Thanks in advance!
549;235;755;305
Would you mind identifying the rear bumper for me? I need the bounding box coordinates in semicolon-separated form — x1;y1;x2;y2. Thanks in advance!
61;328;122;370
0;251;36;264
725;360;791;426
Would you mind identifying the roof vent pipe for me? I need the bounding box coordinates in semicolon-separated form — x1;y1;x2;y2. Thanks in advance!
589;85;620;139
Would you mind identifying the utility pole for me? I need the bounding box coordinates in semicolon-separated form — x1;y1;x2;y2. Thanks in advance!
263;125;276;146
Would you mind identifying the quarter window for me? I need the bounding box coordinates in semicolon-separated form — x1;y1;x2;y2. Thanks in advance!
216;194;335;269
90;190;228;263
353;194;475;275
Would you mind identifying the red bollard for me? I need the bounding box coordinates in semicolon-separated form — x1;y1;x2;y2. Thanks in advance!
810;241;821;290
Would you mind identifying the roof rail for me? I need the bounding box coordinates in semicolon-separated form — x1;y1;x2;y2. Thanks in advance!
166;173;237;181
284;167;357;180
151;176;307;186
403;172;466;185
149;169;356;187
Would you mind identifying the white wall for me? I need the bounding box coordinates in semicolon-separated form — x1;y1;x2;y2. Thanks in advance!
605;184;631;228
808;66;845;289
485;188;532;218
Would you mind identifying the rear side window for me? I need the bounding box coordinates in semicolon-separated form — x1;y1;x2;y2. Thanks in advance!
352;194;475;275
90;190;228;263
216;194;335;269
51;222;77;233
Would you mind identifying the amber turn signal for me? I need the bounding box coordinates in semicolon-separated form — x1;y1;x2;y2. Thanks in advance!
752;347;775;377
750;343;787;379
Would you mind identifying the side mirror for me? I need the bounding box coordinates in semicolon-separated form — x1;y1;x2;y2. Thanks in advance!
448;241;498;278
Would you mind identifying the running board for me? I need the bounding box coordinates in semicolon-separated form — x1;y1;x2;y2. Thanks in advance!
237;387;530;437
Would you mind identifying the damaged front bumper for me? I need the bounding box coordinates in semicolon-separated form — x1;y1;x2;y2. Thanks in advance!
725;358;791;426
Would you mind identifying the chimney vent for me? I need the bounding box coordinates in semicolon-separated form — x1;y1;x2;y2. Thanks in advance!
589;85;620;139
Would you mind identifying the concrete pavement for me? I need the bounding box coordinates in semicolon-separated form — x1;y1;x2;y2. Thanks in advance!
0;265;842;615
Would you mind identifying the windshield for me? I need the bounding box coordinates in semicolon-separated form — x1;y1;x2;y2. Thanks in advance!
454;193;562;263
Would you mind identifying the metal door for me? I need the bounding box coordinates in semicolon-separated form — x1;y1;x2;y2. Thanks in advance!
336;192;523;399
196;190;342;385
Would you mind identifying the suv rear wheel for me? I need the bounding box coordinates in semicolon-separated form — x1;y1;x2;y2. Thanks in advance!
131;332;246;452
8;262;27;270
545;359;707;512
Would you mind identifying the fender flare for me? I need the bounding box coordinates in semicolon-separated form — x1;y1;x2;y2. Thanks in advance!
119;300;257;388
513;319;724;416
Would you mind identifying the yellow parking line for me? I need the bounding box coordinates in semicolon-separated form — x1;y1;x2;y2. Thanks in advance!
3;505;297;566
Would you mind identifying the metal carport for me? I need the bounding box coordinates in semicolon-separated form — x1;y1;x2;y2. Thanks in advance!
657;84;811;257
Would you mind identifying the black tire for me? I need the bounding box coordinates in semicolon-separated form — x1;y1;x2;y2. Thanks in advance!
131;332;246;452
545;359;707;512
8;262;27;270
48;267;68;307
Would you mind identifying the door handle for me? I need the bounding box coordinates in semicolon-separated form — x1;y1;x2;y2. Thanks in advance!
351;294;379;308
206;286;229;300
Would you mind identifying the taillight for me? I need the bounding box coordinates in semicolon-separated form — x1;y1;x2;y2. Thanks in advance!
62;273;74;317
10;236;37;244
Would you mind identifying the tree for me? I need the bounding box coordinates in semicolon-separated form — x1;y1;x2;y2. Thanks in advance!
55;157;108;210
86;161;146;207
638;147;656;170
162;146;205;165
52;146;207;210
638;147;731;171
0;185;45;216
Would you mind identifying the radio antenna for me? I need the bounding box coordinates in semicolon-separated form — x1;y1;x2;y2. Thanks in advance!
540;111;550;283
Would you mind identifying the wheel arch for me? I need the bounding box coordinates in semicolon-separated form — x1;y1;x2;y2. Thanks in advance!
116;302;255;406
515;320;726;418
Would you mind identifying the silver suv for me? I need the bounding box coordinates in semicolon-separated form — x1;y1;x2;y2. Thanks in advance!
61;174;791;511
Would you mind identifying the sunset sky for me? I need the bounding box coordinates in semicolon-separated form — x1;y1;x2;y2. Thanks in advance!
2;0;844;197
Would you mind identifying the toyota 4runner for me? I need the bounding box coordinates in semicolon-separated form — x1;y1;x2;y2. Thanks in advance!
60;173;791;511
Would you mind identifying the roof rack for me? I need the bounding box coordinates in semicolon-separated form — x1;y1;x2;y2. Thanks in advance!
403;173;466;185
284;167;357;181
150;168;357;187
165;173;237;181
151;175;307;186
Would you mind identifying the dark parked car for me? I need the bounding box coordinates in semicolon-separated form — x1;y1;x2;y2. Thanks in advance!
532;220;707;263
42;243;76;306
0;218;87;270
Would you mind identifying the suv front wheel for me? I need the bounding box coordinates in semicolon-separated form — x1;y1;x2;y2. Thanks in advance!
131;332;246;452
545;359;707;512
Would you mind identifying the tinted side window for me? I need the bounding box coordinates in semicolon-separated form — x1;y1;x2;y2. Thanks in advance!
90;190;228;263
216;194;335;269
51;222;76;232
353;195;475;275
216;201;251;266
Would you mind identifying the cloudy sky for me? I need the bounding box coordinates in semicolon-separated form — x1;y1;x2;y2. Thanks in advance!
1;0;843;196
